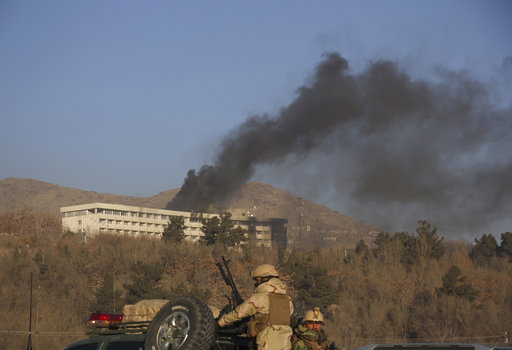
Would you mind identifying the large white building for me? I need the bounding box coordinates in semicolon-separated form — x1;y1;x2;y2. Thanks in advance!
60;203;288;248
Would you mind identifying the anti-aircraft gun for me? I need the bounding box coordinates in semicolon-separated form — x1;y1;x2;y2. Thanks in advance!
65;257;253;350
215;256;251;340
216;255;244;307
143;256;251;349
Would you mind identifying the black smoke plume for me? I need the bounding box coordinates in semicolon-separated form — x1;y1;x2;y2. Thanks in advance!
167;52;512;236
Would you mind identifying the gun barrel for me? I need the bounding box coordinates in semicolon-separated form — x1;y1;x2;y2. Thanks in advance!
216;262;230;285
217;256;244;306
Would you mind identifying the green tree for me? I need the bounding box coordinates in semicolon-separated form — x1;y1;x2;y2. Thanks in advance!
498;232;512;259
355;239;369;254
436;265;479;301
201;216;222;245
123;261;167;304
374;223;444;266
394;231;415;265
200;212;247;247
406;288;435;339
295;265;337;311
282;250;338;311
162;215;186;242
470;233;498;264
412;220;445;260
90;270;123;312
373;232;391;250
355;239;370;275
373;231;415;265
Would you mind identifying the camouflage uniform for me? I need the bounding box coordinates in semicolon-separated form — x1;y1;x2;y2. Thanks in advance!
218;277;294;350
292;324;330;350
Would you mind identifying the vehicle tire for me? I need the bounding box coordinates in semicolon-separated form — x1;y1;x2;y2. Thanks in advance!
144;297;215;350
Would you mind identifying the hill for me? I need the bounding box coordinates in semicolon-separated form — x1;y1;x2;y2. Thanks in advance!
0;177;379;246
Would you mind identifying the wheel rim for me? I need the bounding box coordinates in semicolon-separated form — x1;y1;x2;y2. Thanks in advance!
156;311;190;350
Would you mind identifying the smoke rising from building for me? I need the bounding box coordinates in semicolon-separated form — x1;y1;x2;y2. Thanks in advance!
167;52;512;236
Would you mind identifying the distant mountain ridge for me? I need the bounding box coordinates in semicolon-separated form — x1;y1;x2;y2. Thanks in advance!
0;177;379;246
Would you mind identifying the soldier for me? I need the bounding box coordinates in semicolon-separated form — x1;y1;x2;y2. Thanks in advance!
292;307;331;350
217;264;294;350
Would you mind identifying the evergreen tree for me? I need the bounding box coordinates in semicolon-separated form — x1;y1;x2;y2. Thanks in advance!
373;232;391;250
498;232;512;259
282;250;338;311
394;231;415;265
355;239;370;275
123;261;167;304
90;270;122;312
436;266;478;301
373;232;402;263
227;225;247;247
33;249;48;275
162;215;186;242
412;220;444;260
200;212;247;247
373;223;444;267
355;239;369;254
470;233;498;264
201;216;222;245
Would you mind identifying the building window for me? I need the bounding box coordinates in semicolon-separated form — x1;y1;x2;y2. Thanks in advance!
64;210;87;217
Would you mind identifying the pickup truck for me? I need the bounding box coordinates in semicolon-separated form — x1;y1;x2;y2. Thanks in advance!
62;296;251;350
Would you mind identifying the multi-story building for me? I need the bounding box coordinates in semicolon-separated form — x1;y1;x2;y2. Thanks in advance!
60;203;287;248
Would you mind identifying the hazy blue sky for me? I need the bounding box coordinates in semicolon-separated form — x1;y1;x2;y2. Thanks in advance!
1;1;511;237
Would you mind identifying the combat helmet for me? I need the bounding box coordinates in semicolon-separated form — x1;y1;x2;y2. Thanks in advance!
304;307;324;324
251;264;279;279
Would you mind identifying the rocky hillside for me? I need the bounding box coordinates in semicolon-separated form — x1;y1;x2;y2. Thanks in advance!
0;177;379;247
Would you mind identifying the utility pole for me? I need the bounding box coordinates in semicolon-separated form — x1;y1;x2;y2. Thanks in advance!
288;197;309;247
113;270;116;313
26;273;33;350
297;197;304;240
